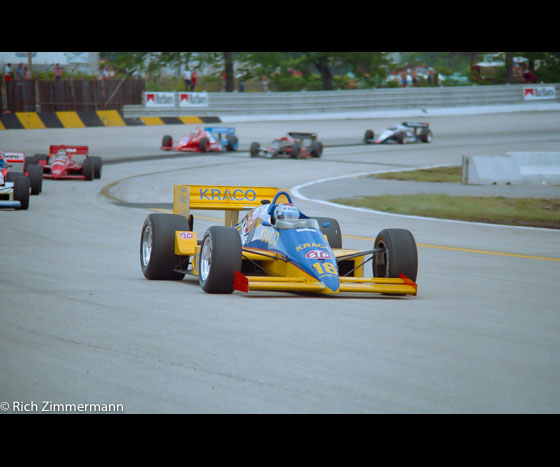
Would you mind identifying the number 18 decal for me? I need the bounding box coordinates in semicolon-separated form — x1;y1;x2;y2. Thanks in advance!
312;262;337;276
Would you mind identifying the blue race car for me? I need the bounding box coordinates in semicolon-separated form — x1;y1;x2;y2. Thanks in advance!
140;184;418;296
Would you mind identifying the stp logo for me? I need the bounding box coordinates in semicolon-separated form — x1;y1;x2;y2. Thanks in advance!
305;250;331;259
179;232;194;239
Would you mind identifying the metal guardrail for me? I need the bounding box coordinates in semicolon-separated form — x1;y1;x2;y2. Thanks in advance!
123;83;560;118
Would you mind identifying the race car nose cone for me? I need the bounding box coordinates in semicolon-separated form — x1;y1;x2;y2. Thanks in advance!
322;274;340;294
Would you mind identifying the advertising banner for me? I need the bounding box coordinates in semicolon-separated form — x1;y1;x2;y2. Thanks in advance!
178;92;209;107
144;92;175;107
522;86;556;101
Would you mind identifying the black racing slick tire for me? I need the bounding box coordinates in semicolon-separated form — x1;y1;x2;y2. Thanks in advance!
310;140;323;158
373;228;418;282
82;157;94;181
90;156;103;179
198;226;242;294
27;164;43;195
226;135;238;151
364;129;374;142
250;142;260;158
395;132;405;144
290;143;301;159
311;217;342;249
162;135;172;148
199;137;209;152
140;213;190;280
13;174;30;210
420;128;433;143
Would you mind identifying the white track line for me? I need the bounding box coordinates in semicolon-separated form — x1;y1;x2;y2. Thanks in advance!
291;164;559;232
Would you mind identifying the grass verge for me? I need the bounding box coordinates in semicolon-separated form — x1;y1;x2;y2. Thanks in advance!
370;166;463;183
339;166;560;229
331;194;560;229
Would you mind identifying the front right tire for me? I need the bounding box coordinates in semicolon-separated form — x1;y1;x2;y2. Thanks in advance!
373;228;418;282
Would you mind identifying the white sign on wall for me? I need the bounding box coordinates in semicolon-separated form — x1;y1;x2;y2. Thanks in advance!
144;92;175;107
522;86;556;101
143;92;209;108
178;92;209;107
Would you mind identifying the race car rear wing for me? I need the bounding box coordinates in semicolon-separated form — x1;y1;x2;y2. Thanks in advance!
204;127;236;136
49;145;89;155
1;152;25;164
287;132;317;140
401;122;429;128
173;184;288;226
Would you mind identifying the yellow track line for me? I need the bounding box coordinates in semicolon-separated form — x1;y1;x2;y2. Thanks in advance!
342;234;560;262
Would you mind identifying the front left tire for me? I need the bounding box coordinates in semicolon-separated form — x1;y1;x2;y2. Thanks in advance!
140;213;190;280
199;226;242;293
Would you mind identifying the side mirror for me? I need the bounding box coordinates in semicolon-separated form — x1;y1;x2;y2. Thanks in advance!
322;222;330;228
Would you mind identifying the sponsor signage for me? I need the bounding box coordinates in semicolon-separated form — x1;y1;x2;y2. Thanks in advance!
178;92;209;107
523;86;556;101
143;92;209;107
144;92;175;107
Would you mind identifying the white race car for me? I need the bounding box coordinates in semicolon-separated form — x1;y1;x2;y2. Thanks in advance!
364;122;433;144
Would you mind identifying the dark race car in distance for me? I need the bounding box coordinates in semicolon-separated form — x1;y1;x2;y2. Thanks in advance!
250;132;323;159
161;127;238;153
364;122;433;144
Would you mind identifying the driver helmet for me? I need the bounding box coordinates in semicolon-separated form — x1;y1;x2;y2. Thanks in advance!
275;203;300;220
0;155;4;169
57;148;68;157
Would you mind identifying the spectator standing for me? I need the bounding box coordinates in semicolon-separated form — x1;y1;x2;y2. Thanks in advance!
4;63;12;83
96;67;104;80
191;69;197;92
23;66;32;80
400;71;407;87
15;63;25;82
54;63;63;80
183;68;192;92
262;76;268;92
411;69;417;86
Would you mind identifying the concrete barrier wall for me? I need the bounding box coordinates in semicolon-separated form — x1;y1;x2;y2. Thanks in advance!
462;152;560;186
123;83;560;118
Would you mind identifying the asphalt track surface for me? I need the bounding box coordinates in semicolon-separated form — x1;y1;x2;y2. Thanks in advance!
1;111;559;413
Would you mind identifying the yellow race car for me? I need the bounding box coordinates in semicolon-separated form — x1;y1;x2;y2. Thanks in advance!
139;184;418;296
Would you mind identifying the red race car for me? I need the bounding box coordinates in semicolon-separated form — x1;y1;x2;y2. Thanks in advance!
250;132;323;159
32;145;102;181
161;127;238;153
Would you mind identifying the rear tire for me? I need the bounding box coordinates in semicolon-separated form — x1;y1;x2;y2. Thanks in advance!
27;164;43;195
373;228;418;282
199;226;242;294
90;156;103;179
13;174;30;210
250;142;260;158
82;157;94;181
199;137;209;152
226;135;238;151
310;140;323;158
311;217;342;249
140;213;190;280
420;128;433;143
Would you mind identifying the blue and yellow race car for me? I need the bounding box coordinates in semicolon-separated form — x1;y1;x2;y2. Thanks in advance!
139;184;418;296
